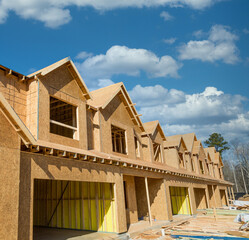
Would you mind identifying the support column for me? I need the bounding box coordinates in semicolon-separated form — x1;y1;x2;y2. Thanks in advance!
164;181;173;221
225;188;229;206
205;187;210;208
231;187;235;200
115;174;127;233
145;177;152;226
188;186;197;215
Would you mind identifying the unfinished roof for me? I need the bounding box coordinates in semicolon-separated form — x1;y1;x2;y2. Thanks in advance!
205;147;217;164
143;120;166;141
87;82;145;131
215;152;223;166
204;148;212;163
0;92;36;146
169;133;197;153
0;64;27;82
28;57;92;100
164;135;187;150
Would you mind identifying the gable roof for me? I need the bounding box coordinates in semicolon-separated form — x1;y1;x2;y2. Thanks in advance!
205;147;217;164
28;57;92;100
170;133;197;153
87;82;145;131
204;148;212;163
143;120;166;141
164;135;187;150
0;92;36;146
215;152;223;166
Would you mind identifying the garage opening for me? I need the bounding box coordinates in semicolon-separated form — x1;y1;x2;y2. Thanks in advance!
169;187;192;215
33;179;116;233
194;188;208;209
220;189;228;206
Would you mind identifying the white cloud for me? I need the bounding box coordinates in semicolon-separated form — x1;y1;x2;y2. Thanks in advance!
75;45;182;86
243;28;249;34
160;11;174;21
0;0;218;27
75;51;93;60
129;84;249;141
97;79;115;88
179;25;239;64
163;38;177;44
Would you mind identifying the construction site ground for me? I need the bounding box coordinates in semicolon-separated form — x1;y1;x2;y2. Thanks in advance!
34;209;249;240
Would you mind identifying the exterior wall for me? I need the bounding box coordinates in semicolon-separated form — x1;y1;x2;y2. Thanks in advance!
141;135;153;162
26;80;38;139
123;175;138;224
164;148;179;169
37;66;88;149
0;111;21;240
18;152;127;239
99;95;143;160
0;70;27;123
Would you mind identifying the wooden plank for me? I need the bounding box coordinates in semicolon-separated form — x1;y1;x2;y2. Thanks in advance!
145;177;152;226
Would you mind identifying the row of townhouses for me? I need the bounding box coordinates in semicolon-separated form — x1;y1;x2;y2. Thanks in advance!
0;57;233;240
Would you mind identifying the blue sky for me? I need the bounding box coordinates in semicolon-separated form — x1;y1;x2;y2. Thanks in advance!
1;0;249;143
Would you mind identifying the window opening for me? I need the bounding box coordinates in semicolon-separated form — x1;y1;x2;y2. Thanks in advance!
153;142;162;162
111;125;127;154
199;160;204;174
50;96;78;139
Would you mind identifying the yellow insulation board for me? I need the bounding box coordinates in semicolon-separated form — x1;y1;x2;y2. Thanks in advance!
170;186;192;215
33;179;116;233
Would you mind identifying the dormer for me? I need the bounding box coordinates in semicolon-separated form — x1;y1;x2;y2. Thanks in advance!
27;57;92;149
142;121;166;163
192;140;207;175
86;82;145;160
164;135;187;169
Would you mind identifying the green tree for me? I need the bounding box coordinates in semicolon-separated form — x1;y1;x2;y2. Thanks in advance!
204;133;229;157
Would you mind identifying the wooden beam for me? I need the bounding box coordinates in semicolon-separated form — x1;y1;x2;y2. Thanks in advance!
145;177;153;226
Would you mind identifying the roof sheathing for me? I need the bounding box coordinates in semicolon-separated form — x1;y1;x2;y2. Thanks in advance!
28;57;92;100
87;83;145;132
143;120;166;141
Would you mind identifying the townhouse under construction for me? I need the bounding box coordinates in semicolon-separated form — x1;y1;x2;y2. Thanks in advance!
0;57;234;240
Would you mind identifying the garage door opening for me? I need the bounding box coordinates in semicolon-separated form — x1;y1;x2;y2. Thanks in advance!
33;179;116;234
194;188;208;209
169;187;192;215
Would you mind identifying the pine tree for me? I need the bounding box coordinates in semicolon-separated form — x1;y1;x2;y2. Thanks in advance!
204;133;229;157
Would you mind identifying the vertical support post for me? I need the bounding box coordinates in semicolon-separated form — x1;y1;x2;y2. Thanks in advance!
145;177;152;226
231;187;235;200
211;185;217;221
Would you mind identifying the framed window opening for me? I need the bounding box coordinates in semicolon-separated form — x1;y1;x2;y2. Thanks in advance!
111;125;127;154
50;96;78;139
199;160;204;174
153;142;162;162
178;152;184;168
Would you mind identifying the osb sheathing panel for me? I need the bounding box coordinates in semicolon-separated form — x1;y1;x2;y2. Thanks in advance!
123;175;138;224
99;95;142;160
0;112;20;240
148;178;168;221
164;148;179;169
26;80;38;138
134;177;148;219
37;66;88;149
18;152;127;239
0;70;27;123
141;136;153;162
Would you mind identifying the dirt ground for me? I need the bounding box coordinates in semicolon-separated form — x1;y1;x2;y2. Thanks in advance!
132;211;249;240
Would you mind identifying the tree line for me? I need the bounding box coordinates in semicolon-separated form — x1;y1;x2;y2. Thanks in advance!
205;133;249;194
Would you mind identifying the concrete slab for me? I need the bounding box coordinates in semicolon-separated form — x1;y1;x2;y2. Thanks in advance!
33;227;118;240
